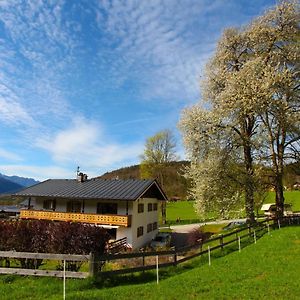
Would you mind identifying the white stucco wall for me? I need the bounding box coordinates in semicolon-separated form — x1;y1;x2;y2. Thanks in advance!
33;196;160;249
129;198;159;249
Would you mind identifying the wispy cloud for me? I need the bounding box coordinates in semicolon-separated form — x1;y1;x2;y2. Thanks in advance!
37;117;143;173
93;0;206;102
0;0;277;180
0;148;22;162
0;164;73;181
0;0;77;130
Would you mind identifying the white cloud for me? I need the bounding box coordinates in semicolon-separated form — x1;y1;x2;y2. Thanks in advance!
0;93;35;126
0;148;22;162
0;164;73;181
93;0;216;102
0;0;77;129
37;118;143;172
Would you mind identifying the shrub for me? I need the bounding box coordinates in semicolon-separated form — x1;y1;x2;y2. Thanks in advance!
0;220;110;270
187;227;212;246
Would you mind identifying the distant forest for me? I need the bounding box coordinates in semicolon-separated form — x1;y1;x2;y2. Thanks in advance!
100;161;191;200
100;161;300;200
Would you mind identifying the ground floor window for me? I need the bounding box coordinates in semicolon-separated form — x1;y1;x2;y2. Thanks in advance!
147;223;153;233
107;228;117;240
152;222;158;230
137;226;144;237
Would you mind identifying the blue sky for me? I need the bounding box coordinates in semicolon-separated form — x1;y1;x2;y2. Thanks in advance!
0;0;276;181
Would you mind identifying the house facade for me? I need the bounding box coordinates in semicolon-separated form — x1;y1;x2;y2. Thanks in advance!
15;177;167;249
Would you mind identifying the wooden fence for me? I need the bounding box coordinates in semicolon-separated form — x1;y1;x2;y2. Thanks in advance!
0;252;91;279
0;216;299;278
95;215;300;276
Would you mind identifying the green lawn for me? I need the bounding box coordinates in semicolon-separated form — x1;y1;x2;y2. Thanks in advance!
1;226;300;299
165;191;300;223
264;191;300;211
165;200;199;221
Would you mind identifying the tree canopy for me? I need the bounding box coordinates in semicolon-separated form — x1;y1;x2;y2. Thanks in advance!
179;0;300;221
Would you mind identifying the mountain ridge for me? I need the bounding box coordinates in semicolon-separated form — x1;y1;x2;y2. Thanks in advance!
0;173;39;188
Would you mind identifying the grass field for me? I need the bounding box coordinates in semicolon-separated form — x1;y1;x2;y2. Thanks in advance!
1;226;300;299
264;191;300;211
165;191;300;223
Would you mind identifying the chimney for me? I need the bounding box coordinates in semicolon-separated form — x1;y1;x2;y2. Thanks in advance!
76;165;88;182
77;172;84;182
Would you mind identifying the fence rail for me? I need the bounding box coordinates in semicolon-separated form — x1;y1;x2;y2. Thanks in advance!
0;215;299;278
96;215;300;276
0;251;91;278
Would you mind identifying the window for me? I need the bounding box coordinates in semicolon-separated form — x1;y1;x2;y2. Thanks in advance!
152;222;158;230
43;199;56;211
153;203;158;211
137;226;144;237
147;223;153;233
97;203;118;214
66;201;81;213
138;203;144;213
148;203;153;212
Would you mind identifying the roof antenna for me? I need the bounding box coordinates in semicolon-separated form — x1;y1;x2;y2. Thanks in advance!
76;166;80;177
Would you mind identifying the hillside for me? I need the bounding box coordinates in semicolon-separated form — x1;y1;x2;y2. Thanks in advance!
100;161;190;199
0;226;299;299
0;177;23;194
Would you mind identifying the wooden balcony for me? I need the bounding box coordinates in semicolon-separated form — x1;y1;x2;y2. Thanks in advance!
20;210;131;227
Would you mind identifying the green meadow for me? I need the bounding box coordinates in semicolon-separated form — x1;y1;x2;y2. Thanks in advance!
1;226;300;299
165;191;300;223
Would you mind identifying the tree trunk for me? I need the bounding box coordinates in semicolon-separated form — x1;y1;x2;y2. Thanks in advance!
243;142;256;224
241;117;256;224
274;141;285;219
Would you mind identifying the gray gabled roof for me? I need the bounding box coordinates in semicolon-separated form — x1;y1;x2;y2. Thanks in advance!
14;178;167;201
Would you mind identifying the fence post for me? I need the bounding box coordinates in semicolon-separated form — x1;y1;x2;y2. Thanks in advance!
248;224;251;237
89;252;96;277
208;246;211;266
63;259;66;300
156;255;159;284
173;251;177;266
238;237;241;252
220;234;224;250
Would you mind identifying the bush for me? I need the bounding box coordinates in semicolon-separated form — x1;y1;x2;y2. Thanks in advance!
0;220;110;270
186;227;212;246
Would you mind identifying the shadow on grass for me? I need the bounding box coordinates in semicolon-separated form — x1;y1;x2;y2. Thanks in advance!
89;227;269;289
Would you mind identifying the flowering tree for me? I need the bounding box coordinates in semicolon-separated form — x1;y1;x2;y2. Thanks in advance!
179;0;299;221
246;1;300;217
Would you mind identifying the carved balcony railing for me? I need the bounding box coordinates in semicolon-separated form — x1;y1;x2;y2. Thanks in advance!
20;210;131;227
